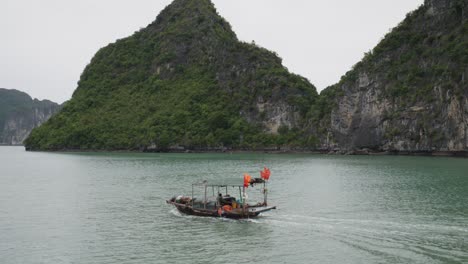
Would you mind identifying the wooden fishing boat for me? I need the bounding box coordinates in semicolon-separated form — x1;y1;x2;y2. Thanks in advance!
167;168;276;219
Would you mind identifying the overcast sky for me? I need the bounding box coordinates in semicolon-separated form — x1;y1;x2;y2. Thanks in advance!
1;0;424;103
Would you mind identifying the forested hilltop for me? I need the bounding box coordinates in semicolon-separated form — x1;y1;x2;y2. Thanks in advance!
25;0;320;151
0;89;61;145
26;0;467;154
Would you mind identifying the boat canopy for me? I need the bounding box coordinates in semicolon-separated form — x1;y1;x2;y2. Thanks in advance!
192;179;244;187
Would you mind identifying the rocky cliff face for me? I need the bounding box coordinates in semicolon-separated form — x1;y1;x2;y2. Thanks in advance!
320;0;468;154
0;89;61;145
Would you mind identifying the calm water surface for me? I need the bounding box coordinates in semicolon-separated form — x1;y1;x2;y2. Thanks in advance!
0;146;467;263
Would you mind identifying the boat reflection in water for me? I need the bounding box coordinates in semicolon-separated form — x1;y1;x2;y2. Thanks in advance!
167;168;276;219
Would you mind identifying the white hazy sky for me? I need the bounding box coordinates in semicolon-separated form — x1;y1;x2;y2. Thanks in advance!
1;0;424;103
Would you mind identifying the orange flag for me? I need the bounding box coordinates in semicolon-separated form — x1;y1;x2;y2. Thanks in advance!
243;174;252;187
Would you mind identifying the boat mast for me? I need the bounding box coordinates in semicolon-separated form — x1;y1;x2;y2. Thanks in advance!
242;186;247;215
242;186;246;216
204;184;207;209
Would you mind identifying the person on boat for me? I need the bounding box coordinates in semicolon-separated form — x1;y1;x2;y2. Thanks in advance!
217;193;223;206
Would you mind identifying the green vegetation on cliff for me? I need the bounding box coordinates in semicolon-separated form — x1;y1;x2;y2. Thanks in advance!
26;0;466;152
25;0;318;151
328;0;467;104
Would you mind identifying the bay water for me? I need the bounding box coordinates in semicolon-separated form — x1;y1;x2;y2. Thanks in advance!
0;146;467;263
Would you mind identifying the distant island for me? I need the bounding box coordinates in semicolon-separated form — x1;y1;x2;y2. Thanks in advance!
24;0;467;156
0;88;61;145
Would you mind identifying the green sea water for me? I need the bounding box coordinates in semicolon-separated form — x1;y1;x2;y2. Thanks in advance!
0;146;467;263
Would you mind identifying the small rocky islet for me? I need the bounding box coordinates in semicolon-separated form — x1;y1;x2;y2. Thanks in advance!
0;88;61;145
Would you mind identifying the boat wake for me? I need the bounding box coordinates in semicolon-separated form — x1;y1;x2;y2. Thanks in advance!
257;213;468;263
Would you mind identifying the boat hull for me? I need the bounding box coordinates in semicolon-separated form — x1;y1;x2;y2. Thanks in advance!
167;201;276;219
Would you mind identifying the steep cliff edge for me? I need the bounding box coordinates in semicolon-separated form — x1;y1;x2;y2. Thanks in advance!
320;0;468;154
0;89;61;145
25;0;319;151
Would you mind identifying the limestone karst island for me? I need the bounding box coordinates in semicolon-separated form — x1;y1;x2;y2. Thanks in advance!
6;0;468;156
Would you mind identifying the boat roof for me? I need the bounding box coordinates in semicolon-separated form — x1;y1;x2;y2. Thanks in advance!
192;179;244;187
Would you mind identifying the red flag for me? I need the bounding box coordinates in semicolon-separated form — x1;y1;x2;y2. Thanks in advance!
260;167;271;180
